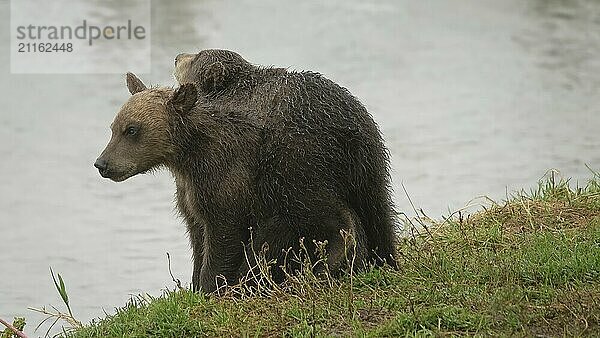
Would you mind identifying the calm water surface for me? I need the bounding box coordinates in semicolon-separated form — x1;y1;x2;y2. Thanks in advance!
1;0;599;335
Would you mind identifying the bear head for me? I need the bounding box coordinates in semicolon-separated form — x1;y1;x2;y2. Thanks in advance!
173;49;253;93
94;73;197;182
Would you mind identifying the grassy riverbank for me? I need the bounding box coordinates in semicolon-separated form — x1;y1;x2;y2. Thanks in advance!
64;173;599;337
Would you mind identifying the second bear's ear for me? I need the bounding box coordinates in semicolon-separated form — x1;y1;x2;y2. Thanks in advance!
203;62;227;92
126;72;148;95
168;84;197;115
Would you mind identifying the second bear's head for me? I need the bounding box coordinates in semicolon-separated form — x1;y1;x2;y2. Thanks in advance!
94;73;197;182
173;49;253;94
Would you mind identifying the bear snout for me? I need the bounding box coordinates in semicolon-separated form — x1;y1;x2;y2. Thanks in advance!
175;53;188;66
94;158;109;177
175;53;195;66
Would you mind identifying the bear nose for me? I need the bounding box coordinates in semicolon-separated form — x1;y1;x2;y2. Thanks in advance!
94;158;108;172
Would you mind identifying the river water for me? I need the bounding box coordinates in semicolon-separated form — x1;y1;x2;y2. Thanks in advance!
1;0;599;335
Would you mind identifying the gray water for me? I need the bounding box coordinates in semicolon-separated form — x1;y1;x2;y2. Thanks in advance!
1;0;599;335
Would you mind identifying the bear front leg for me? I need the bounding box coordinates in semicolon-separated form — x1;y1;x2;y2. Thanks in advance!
187;223;204;292
175;183;206;291
199;222;245;293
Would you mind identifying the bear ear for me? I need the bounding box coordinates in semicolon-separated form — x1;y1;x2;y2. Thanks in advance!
126;72;148;95
168;83;197;115
201;62;227;92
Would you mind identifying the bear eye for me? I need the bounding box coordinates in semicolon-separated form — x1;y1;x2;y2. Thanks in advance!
125;126;139;136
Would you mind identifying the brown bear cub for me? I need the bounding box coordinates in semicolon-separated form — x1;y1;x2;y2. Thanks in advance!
96;66;397;293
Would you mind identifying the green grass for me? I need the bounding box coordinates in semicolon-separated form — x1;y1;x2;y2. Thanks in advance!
66;173;600;337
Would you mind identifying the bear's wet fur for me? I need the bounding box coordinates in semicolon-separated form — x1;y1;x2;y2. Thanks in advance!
174;49;398;264
97;62;397;292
